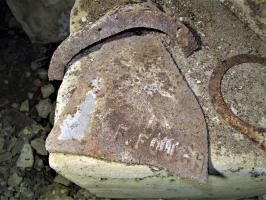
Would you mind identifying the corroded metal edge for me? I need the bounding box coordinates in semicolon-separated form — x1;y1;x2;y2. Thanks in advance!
209;54;266;150
46;34;208;184
48;3;198;81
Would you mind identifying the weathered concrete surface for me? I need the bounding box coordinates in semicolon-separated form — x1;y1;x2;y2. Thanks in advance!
48;0;266;199
6;0;75;43
222;0;266;41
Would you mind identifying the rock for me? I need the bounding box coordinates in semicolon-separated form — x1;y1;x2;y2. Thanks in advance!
54;175;71;186
34;155;44;171
16;143;34;168
30;61;42;71
41;84;55;98
19;127;32;138
37;68;48;80
0;152;12;162
6;0;75;43
36;99;52;118
19;184;34;199
0;136;5;153
20;100;30;112
74;188;94;200
7;137;17;151
31;138;47;156
39;184;73;200
8;173;23;187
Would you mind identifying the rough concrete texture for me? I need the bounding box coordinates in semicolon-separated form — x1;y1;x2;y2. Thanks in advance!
222;0;266;41
48;0;266;199
6;0;75;43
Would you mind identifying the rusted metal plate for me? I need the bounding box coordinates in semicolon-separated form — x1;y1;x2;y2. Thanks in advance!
46;31;208;183
209;54;266;150
48;3;198;81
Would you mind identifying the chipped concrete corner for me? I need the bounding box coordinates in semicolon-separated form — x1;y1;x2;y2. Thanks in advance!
46;0;266;199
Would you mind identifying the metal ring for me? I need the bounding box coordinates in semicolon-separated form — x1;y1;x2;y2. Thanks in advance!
209;54;266;150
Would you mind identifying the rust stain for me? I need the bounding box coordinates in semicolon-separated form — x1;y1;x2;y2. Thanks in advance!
209;54;266;150
48;3;198;81
46;33;207;184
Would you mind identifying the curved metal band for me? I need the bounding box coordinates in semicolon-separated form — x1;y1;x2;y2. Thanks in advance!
48;6;198;80
209;54;266;150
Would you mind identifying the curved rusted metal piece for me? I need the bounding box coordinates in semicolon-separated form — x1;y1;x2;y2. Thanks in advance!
48;4;198;81
209;54;266;150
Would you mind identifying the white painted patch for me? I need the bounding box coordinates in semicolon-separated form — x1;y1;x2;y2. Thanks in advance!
58;91;96;141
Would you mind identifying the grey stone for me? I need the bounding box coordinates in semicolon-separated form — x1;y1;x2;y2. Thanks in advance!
40;184;73;200
38;68;48;80
7;137;17;151
34;155;44;171
16;143;34;168
0;136;5;153
6;0;75;43
8;173;23;187
41;84;55;98
31;138;48;156
54;175;71;186
0;152;12;162
20;100;30;112
36;99;52;118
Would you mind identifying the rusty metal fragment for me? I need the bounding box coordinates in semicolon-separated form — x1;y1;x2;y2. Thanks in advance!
209;54;266;150
46;32;208;183
48;3;198;81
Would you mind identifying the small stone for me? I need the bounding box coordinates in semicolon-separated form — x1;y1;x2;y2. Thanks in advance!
7;137;17;151
34;155;44;171
0;152;12;162
16;143;34;168
33;79;43;88
0;136;5;153
8;173;22;187
20;100;30;112
27;92;34;100
41;84;55;98
30;61;41;71
31;138;47;156
31;124;44;134
54;175;71;186
19;127;31;138
38;68;48;80
36;99;52;118
11;103;19;108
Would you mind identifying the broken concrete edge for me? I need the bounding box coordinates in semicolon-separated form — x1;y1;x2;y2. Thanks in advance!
49;152;266;197
209;54;266;150
48;3;199;81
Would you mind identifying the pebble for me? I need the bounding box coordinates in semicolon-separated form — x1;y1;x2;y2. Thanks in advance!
54;175;71;186
36;99;52;118
8;173;22;187
38;68;48;80
34;155;44;171
20;100;30;112
30;61;42;71
0;152;12;162
41;84;55;98
16;143;34;168
0;136;5;153
31;138;48;156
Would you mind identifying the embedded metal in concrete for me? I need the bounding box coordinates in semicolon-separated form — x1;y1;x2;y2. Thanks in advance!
46;3;208;184
48;3;198;81
209;54;266;150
